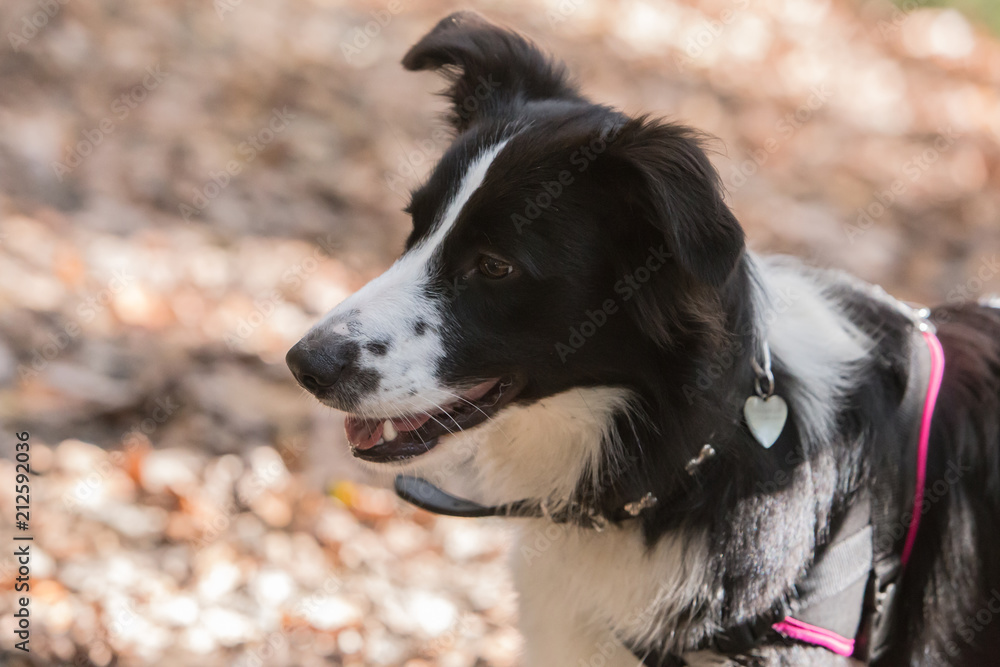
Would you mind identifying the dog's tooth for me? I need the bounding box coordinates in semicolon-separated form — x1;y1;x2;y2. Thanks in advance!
383;420;398;441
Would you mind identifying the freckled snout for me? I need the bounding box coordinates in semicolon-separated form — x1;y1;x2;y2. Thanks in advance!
286;333;359;396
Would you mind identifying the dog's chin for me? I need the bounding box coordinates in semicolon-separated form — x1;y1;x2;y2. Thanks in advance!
342;376;525;465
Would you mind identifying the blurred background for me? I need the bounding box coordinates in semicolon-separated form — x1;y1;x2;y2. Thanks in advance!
0;0;998;665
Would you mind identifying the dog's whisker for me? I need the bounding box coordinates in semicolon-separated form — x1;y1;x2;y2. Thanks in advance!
409;394;463;435
391;393;460;442
394;396;439;449
277;10;1000;665
372;398;440;449
434;387;515;444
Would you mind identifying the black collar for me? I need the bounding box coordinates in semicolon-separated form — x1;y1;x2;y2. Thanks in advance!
393;475;650;530
392;322;936;665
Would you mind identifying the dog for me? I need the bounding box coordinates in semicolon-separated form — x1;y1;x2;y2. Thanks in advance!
286;12;1000;666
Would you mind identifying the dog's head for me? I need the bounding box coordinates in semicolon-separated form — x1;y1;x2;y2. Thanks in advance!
287;12;746;474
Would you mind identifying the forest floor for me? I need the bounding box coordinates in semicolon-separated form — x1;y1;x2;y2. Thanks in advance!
1;0;999;664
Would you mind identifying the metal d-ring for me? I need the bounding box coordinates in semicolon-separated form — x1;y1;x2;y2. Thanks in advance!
750;341;775;398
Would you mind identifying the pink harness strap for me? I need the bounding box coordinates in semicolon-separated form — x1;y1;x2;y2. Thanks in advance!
771;329;946;656
901;329;946;566
771;616;856;656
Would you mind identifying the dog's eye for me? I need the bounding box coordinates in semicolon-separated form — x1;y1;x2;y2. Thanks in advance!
477;255;513;279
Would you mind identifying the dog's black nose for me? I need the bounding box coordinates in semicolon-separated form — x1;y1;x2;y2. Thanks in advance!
286;335;356;395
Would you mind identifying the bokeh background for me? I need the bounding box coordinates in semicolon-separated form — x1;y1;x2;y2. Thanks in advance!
0;0;998;665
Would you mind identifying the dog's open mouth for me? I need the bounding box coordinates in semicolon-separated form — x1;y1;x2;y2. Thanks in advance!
344;377;521;462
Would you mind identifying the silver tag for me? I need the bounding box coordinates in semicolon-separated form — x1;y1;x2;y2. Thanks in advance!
743;395;788;449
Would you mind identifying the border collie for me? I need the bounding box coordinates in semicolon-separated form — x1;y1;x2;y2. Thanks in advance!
287;12;1000;666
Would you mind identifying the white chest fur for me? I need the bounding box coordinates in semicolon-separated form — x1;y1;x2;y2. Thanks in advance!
511;518;711;666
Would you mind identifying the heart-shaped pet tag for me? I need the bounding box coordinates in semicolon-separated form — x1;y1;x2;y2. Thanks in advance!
743;395;788;449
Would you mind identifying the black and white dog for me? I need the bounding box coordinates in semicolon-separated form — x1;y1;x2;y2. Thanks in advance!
287;12;1000;666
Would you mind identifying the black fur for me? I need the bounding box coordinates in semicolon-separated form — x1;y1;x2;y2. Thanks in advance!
391;13;1000;665
402;11;583;131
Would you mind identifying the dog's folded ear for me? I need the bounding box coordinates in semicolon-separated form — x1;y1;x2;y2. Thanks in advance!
591;117;745;346
607;117;745;290
402;11;582;132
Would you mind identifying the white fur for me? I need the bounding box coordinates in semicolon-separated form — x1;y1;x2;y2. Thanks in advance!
306;140;509;418
325;240;875;663
474;387;634;507
383;386;633;504
494;258;875;665
753;256;872;447
464;389;713;667
513;520;711;667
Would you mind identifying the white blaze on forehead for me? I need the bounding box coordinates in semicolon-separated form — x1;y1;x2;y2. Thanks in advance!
311;140;510;414
433;142;510;242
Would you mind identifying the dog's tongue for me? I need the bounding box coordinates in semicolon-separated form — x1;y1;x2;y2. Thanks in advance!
344;413;432;450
